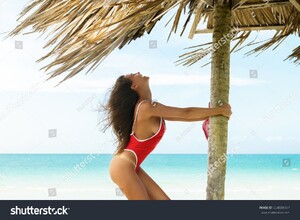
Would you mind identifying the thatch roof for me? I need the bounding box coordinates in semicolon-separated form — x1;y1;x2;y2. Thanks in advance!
7;0;300;85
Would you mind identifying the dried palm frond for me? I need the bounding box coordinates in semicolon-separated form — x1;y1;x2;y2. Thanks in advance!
285;46;300;64
7;0;300;86
177;2;300;66
8;0;208;86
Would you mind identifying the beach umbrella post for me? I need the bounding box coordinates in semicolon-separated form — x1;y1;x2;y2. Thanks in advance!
206;0;231;200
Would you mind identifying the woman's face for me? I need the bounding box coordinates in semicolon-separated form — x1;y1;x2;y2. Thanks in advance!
124;72;149;90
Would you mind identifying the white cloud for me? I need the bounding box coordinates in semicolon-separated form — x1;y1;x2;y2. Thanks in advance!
0;71;268;93
265;136;300;143
150;73;268;86
265;136;284;142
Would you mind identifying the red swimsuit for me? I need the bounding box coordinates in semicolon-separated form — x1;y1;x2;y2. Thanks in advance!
124;100;166;172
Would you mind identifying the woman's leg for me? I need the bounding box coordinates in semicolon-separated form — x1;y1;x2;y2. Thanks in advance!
137;167;170;200
109;156;150;200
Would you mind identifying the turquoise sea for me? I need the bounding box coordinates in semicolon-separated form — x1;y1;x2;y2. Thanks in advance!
0;154;299;200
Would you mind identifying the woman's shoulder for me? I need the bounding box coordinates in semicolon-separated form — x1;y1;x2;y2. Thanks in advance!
137;100;160;120
138;99;156;112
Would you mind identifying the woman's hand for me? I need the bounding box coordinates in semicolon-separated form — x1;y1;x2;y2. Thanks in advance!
219;103;232;119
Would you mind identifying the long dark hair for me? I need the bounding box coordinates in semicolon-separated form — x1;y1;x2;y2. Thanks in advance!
101;75;139;154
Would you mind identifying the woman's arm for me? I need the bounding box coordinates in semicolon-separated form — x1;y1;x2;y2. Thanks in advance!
140;101;231;121
163;115;209;122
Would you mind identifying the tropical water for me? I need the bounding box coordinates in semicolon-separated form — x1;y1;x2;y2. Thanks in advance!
0;154;299;200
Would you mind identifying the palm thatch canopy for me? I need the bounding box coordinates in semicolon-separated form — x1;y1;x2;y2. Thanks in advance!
8;0;300;85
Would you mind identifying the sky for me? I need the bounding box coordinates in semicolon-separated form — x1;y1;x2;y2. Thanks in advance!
0;0;299;154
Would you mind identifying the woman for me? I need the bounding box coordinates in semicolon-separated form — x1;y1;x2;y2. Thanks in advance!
103;72;232;200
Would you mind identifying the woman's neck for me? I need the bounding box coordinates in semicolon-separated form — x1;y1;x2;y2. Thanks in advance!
138;88;152;101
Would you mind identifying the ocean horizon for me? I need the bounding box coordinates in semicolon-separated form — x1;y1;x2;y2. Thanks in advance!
0;154;299;200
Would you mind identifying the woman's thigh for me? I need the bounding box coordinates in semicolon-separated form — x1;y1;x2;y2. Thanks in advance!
137;167;170;200
110;156;150;200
